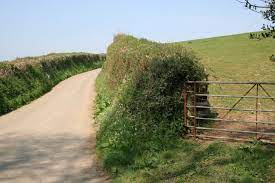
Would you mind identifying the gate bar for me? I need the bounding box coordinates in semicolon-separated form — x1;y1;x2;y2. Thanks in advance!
187;134;275;144
187;81;275;85
259;84;275;102
188;116;275;125
194;94;275;99
222;84;256;119
187;126;275;136
187;105;275;113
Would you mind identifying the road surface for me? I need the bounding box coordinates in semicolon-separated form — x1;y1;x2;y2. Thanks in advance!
0;69;109;183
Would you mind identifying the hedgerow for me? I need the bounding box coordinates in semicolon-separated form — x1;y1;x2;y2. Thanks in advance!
0;53;105;115
96;34;207;173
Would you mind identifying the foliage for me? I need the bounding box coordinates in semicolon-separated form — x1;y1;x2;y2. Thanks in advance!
95;34;206;175
238;0;275;38
0;53;105;115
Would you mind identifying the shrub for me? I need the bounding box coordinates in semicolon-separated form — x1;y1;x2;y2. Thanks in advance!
0;53;105;115
96;34;207;171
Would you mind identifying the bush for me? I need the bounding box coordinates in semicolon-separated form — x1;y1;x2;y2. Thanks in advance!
0;53;105;115
96;34;207;172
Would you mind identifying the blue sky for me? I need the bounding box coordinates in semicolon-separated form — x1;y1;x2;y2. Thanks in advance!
0;0;267;61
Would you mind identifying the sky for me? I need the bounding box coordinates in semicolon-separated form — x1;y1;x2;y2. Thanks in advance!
0;0;268;61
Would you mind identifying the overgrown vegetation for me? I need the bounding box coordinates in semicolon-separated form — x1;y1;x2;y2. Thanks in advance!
0;53;105;115
95;34;275;182
95;34;206;177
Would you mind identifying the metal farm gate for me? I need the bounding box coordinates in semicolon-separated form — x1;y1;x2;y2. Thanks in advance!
183;81;275;143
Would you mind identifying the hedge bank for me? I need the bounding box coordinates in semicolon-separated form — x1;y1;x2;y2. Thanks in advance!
95;34;207;172
0;53;105;115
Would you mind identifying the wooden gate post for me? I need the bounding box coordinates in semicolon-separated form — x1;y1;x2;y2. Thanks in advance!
193;83;197;138
183;86;188;127
256;84;259;139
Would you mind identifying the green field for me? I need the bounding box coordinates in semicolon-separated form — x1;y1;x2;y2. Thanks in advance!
178;33;275;82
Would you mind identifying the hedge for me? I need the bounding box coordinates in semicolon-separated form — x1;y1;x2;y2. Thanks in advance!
95;34;207;170
0;53;105;115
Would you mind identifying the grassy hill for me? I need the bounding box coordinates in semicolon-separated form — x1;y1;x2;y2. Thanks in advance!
178;33;275;82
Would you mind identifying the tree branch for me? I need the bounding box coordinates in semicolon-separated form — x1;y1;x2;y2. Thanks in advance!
235;0;270;9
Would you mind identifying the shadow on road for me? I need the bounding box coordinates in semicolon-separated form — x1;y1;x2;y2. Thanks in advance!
0;132;107;183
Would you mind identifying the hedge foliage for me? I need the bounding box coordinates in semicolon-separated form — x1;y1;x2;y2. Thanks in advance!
96;34;207;170
0;53;105;115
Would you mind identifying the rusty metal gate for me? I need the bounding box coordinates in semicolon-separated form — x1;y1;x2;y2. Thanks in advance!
183;81;275;143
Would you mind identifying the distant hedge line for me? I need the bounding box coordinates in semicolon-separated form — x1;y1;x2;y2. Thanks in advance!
96;34;207;170
0;53;105;116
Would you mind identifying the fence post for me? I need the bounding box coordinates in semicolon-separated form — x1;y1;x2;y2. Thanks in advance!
193;83;197;138
183;85;188;127
256;84;259;139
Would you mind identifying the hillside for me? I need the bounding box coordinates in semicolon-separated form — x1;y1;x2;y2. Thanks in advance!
178;33;275;82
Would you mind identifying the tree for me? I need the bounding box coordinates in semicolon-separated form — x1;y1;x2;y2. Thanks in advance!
236;0;275;38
